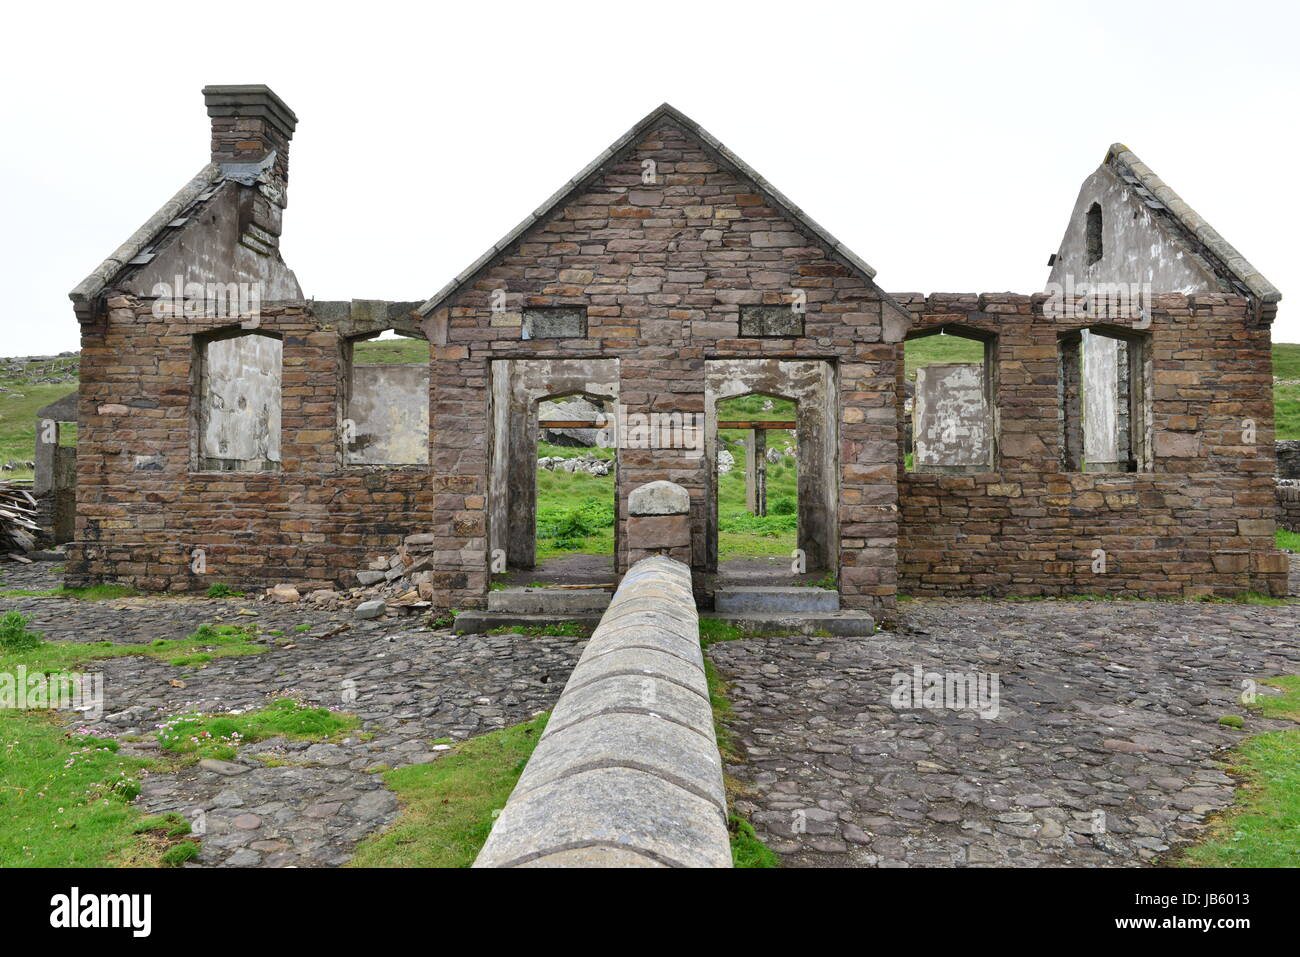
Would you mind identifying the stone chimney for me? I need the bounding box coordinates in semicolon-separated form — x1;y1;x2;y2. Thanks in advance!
201;84;297;193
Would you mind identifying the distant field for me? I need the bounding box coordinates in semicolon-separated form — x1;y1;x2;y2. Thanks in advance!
1273;343;1299;440
0;356;79;481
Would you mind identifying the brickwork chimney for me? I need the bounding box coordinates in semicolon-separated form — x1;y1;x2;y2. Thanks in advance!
201;84;297;190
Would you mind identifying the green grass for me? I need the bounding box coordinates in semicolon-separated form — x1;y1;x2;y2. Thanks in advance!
487;621;591;638
351;336;429;365
1254;675;1300;722
538;440;615;460
0;617;266;673
697;618;779;868
904;332;986;382
0;613;354;866
1178;730;1300;867
1179;676;1300;868
204;583;244;598
535;476;615;558
0;584;138;600
1274;343;1300;441
348;712;549;867
0;712;162;866
156;698;358;761
1277;528;1300;551
728;814;781;868
0;359;78;479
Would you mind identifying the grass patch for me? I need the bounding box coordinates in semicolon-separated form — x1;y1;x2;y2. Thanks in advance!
348;713;548;867
1275;343;1300;440
205;583;244;598
1178;730;1300;868
0;372;78;480
0;616;266;674
0;610;43;650
0;712;159;866
538;440;614;460
156;697;358;761
1277;528;1300;552
0;584;138;600
351;336;430;365
697;618;779;867
728;814;780;868
1178;676;1300;867
487;621;590;638
1254;675;1300;722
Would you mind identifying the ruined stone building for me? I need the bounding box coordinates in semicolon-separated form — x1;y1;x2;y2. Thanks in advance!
63;85;1290;614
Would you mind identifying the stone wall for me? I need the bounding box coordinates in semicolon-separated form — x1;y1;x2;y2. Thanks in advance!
1278;440;1300;480
896;293;1288;599
474;555;730;868
422;119;903;614
1279;483;1300;533
66;297;435;592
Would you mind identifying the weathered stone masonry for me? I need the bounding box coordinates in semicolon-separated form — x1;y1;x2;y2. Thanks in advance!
419;117;904;615
69;298;436;591
896;292;1288;598
64;89;1288;610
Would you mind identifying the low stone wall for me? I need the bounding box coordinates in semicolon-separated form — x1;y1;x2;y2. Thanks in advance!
1280;482;1300;533
474;555;731;868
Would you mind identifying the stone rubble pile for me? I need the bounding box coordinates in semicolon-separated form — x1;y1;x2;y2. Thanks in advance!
537;455;612;476
259;533;442;619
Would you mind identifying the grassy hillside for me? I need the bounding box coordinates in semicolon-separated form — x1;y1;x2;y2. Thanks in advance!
1273;343;1300;440
0;356;79;480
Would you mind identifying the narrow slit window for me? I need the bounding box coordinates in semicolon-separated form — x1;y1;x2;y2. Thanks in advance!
1086;202;1103;265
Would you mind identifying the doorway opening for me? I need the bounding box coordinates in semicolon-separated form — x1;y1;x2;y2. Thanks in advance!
487;359;619;591
715;392;799;565
705;359;837;590
532;392;617;581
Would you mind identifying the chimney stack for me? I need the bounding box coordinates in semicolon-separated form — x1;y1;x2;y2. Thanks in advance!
201;84;297;189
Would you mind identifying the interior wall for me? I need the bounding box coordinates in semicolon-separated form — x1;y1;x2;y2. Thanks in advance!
346;363;430;465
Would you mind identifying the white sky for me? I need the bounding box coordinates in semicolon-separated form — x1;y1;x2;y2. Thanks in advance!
2;0;1297;355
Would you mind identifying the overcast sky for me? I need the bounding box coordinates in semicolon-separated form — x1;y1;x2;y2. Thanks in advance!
2;0;1296;355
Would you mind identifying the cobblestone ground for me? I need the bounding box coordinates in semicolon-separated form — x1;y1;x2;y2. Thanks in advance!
710;598;1300;868
0;563;581;867
4;560;1298;868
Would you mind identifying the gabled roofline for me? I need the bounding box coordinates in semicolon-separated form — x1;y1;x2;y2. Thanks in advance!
418;103;890;318
69;162;223;310
1105;143;1280;307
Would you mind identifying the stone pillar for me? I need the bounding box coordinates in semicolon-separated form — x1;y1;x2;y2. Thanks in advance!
744;429;767;516
627;480;691;566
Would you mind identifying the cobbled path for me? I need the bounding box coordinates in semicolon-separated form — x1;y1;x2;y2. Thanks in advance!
710;598;1300;867
1;563;581;867
5;561;1298;868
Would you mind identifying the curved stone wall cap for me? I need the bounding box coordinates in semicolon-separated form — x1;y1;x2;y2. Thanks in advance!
628;480;690;516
